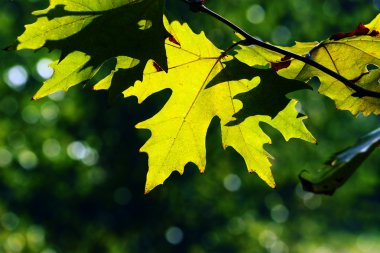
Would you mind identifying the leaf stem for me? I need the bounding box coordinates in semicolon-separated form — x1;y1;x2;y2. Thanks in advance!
186;1;380;98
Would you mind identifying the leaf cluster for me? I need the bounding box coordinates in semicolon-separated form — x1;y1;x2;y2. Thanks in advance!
9;0;380;193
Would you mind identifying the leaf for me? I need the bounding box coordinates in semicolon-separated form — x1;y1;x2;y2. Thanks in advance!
235;14;380;116
14;0;168;99
300;128;380;195
124;21;315;193
209;59;311;122
93;56;140;91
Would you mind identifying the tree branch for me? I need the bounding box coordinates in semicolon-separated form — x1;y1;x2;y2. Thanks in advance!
185;1;380;99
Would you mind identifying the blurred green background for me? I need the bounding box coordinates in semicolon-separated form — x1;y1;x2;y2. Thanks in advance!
0;0;379;252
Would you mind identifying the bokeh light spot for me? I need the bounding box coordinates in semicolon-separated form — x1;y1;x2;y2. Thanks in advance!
0;147;13;167
246;4;265;24
303;194;322;210
43;139;61;158
4;65;28;90
165;226;184;245
67;141;99;165
269;240;289;253
82;148;99;166
41;101;59;121
18;150;38;170
271;25;291;45
36;58;54;79
258;230;278;249
295;184;323;209
223;174;242;192
270;204;289;223
27;226;45;249
1;212;20;231
5;233;25;252
67;141;88;160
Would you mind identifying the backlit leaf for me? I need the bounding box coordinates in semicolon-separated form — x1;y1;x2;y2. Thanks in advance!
235;14;380;116
124;21;315;193
14;0;168;99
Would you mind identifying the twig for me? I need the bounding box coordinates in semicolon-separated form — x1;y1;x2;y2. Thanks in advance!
185;1;380;98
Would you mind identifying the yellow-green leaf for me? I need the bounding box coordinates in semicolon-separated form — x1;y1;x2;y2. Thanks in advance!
93;56;140;91
124;21;315;193
15;0;168;99
235;14;380;116
33;51;92;99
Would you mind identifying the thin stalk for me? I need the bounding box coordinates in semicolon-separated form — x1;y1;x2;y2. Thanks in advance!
186;1;380;98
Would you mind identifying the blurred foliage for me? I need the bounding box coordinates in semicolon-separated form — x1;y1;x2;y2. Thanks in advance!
0;0;379;252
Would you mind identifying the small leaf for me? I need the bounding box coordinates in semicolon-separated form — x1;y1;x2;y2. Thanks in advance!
92;56;140;91
300;128;380;195
33;51;92;99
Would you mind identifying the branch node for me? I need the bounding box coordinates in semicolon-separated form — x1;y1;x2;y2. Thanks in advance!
188;0;205;12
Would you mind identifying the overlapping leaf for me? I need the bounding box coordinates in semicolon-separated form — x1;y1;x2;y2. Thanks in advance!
235;14;380;116
124;21;315;193
13;0;168;99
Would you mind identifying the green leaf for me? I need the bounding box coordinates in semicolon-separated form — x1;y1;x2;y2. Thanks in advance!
124;21;315;193
300;128;380;195
235;14;380;116
15;0;168;99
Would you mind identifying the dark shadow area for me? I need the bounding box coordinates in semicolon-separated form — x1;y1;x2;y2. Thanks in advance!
24;2;170;98
207;59;309;124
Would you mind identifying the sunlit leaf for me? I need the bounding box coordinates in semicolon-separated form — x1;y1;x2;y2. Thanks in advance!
124;21;315;193
235;14;380;116
13;0;168;99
